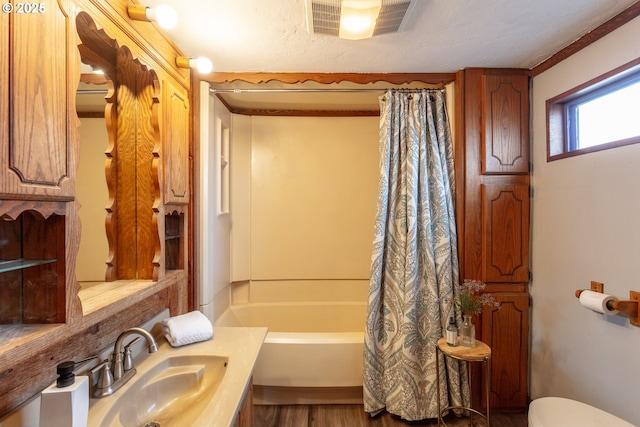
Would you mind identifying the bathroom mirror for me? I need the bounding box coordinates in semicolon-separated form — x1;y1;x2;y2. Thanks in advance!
76;67;109;291
76;11;160;288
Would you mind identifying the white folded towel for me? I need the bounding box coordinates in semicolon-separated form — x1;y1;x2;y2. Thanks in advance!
162;311;213;347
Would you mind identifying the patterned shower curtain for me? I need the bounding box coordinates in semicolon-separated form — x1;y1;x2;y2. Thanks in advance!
363;89;469;421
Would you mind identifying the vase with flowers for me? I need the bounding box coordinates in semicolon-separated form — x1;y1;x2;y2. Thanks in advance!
454;279;499;347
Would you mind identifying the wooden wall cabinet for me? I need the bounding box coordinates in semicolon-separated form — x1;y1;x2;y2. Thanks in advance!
0;0;192;417
0;0;81;332
459;68;530;409
481;183;530;283
481;74;530;175
163;81;190;205
481;293;529;409
2;0;77;198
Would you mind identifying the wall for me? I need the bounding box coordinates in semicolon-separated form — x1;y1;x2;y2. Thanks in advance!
530;16;640;425
225;115;379;306
76;118;109;282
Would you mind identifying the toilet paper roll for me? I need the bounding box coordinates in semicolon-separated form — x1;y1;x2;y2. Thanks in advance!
579;290;619;315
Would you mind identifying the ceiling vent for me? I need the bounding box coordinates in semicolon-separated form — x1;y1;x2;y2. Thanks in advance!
305;0;418;38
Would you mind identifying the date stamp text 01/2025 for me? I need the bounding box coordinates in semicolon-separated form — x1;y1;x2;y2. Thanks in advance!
2;3;47;14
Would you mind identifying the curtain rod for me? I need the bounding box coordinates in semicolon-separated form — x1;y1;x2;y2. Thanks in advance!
209;87;446;95
77;90;108;95
210;88;386;95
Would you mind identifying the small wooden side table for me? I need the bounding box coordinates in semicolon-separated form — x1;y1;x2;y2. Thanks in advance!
435;337;491;426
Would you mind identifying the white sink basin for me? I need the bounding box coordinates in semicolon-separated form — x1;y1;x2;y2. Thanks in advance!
89;352;228;427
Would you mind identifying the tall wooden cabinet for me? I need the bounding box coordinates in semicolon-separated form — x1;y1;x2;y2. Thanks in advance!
458;68;530;409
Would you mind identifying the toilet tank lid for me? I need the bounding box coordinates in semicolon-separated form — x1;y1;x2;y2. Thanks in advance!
529;397;635;427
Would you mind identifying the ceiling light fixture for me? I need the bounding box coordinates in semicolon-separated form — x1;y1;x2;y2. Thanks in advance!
176;56;213;74
339;0;381;40
127;4;178;30
306;0;417;40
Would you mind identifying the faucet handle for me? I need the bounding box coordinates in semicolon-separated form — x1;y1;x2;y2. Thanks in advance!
90;360;114;389
123;337;142;371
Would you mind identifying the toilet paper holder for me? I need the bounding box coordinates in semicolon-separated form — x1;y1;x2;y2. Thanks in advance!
575;281;640;327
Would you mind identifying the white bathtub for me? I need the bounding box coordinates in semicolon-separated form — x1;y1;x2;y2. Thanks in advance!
215;302;366;404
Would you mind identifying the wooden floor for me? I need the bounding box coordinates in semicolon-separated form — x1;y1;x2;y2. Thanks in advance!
253;405;528;427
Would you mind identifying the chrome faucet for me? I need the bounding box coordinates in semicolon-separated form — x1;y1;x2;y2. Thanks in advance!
91;327;158;398
111;327;158;380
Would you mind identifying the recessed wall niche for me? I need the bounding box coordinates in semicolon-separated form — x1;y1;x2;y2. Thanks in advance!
165;212;184;271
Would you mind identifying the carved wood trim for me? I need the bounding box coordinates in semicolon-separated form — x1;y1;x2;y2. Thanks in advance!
152;78;162;281
0;200;67;220
76;12;118;79
104;78;117;282
208;73;455;116
204;72;457;85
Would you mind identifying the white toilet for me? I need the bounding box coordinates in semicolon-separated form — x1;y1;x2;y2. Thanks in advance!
529;397;636;427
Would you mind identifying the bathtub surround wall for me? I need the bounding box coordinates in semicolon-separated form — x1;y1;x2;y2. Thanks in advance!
200;99;379;319
209;113;380;313
530;15;640;426
250;115;379;283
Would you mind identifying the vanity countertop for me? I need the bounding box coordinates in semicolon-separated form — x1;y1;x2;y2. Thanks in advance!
0;320;267;427
198;326;267;427
86;326;267;427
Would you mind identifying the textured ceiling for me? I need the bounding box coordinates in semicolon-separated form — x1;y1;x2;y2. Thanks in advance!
137;0;639;111
144;0;638;73
79;1;639;112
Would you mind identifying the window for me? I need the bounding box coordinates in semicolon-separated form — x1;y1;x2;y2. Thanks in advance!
546;58;640;161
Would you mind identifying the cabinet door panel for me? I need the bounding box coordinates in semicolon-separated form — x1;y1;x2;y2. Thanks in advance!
481;293;529;408
3;0;75;197
163;81;190;204
481;74;529;174
481;183;529;283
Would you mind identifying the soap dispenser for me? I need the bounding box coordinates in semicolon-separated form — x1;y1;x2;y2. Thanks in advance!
445;316;458;346
39;360;89;427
